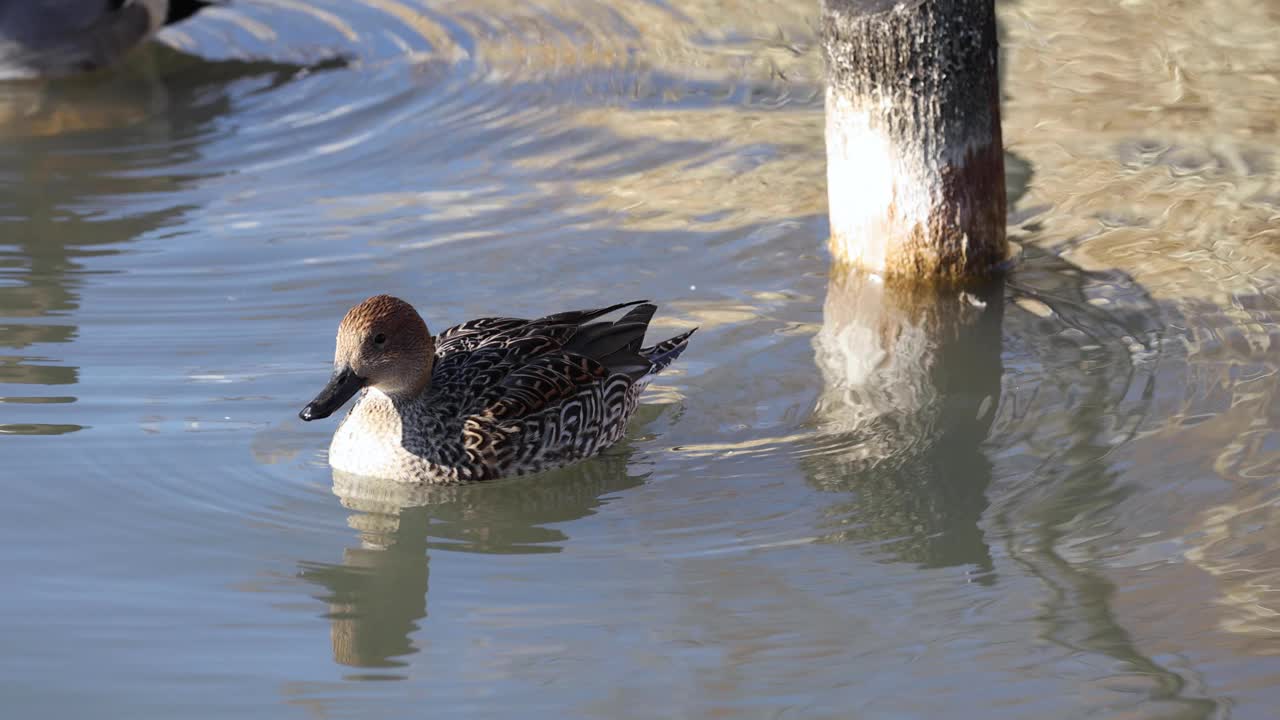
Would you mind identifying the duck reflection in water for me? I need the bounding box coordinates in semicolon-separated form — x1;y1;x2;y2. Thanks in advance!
808;268;1004;573
297;445;649;674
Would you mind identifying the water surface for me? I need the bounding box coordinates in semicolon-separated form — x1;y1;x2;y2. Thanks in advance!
2;0;1277;717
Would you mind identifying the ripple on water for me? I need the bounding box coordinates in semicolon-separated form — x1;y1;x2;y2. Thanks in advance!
1;0;1277;716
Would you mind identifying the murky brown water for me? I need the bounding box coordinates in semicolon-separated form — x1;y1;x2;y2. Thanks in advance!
1;0;1277;717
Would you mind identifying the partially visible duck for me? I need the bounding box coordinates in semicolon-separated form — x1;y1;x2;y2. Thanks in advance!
300;295;695;484
0;0;211;80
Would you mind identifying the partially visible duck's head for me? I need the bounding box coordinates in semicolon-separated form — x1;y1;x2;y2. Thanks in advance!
300;295;435;421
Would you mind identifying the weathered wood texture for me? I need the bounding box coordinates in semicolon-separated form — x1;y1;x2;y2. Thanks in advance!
822;0;1007;279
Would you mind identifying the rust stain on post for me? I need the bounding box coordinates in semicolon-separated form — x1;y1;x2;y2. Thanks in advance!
889;139;1007;279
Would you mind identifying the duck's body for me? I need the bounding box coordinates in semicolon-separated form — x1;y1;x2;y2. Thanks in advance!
301;296;694;484
0;0;211;80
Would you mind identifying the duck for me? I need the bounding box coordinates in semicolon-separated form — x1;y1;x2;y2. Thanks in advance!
299;295;695;484
0;1;212;80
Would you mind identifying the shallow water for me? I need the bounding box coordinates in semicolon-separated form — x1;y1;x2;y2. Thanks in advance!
2;0;1278;717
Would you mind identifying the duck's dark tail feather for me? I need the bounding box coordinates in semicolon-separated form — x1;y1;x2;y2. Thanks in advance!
563;302;694;381
564;303;654;358
541;299;650;327
167;1;214;25
641;327;697;375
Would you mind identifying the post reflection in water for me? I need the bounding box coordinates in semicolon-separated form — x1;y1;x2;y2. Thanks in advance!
799;255;1215;713
298;450;647;675
806;269;1004;572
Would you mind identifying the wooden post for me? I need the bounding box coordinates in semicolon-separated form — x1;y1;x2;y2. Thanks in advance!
822;0;1006;278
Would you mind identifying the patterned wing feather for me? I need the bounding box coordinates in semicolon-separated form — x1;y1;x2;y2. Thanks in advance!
461;353;637;478
435;317;529;354
434;300;647;357
429;301;690;480
432;301;652;404
480;353;611;420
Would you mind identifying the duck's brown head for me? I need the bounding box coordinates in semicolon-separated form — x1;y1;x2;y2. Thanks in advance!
299;295;435;421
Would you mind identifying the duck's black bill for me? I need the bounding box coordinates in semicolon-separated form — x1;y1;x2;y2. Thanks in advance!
299;367;365;421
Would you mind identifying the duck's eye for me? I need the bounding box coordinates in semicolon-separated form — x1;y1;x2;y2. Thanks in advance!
373;333;387;346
